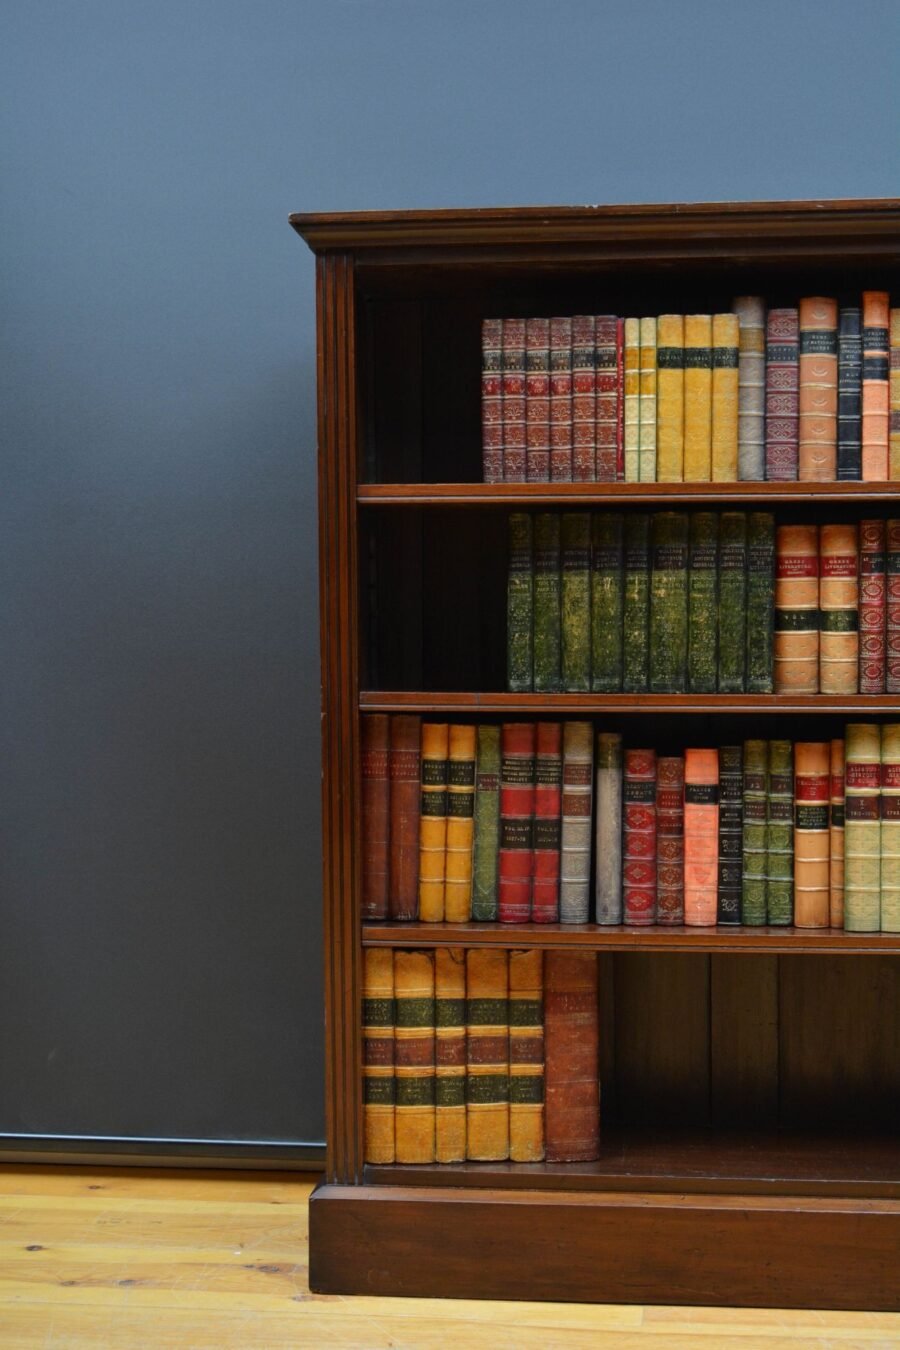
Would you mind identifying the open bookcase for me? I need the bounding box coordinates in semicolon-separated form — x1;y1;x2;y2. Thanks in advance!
291;201;900;1310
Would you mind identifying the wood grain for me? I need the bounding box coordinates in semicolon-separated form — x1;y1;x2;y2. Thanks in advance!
360;690;900;714
359;480;900;504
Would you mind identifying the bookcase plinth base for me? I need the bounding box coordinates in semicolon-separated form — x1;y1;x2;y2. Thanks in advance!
309;1181;900;1309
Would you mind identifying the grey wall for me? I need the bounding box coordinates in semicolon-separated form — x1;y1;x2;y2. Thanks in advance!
1;0;898;1150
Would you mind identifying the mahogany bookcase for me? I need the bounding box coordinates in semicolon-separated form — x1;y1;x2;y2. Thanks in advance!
291;200;900;1310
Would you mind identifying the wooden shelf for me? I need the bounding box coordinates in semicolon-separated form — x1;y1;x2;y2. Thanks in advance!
359;481;900;506
360;690;900;714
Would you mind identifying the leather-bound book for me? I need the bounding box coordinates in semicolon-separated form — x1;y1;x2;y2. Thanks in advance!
746;512;775;693
559;722;594;923
498;722;536;924
859;519;886;694
466;949;509;1161
830;738;845;928
623;318;641;482
881;723;900;931
616;317;625;480
544;952;600;1162
717;511;747;693
891;309;900;480
435;948;467;1163
445;725;477;922
684;747;719;926
394;950;436;1164
389;714;422;920
657;755;685;925
525;317;551;483
532;722;563;924
549;317;573;482
711;312;739;482
481;317;504;484
819;522;859;695
649;511;689;693
623;748;657;925
595;315;619;481
472;725;501;921
623;513;650;692
562;513;591;691
888;520;900;695
765;307;800;481
418;723;449;922
361;714;390;921
683;314;712;481
862;291;890;480
717;745;743;925
794;742;831;928
595;732;623;924
591;512;624;692
798;297;838;481
362;949;394;1163
774;523;819;693
687;511;718;693
638;316;658;482
502;317;527;482
656;314;684;482
571;315;596;481
533;513;562;693
507;513;533;692
766;740;794;926
508;949;545;1162
844;722;881;932
741;739;768;926
732;296;766;480
837;306;862;480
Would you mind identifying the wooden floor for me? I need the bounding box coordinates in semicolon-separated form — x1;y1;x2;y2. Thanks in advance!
0;1167;897;1348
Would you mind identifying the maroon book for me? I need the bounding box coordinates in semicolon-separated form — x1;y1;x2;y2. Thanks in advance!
595;315;618;482
765;307;799;481
498;722;536;923
389;714;421;920
616;316;625;480
525;318;551;483
502;318;527;482
532;722;562;923
859;520;886;694
549;317;573;481
623;748;657;925
544;951;600;1162
656;754;685;924
361;714;390;920
889;520;900;694
571;315;596;481
481;318;503;484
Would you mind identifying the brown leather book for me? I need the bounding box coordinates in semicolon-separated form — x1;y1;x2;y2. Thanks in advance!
794;742;831;928
683;747;719;926
445;725;477;922
798;297;838;481
361;715;390;920
508;949;545;1162
544;951;599;1161
465;949;509;1161
435;947;466;1164
862;291;890;480
830;738;845;927
774;524;820;693
418;723;449;921
393;950;435;1164
819;523;859;695
389;714;421;920
362;948;394;1163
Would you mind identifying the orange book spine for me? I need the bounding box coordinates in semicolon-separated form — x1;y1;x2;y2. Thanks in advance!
798;297;838;481
794;742;831;928
830;738;845;927
862;291;890;480
683;747;719;926
434;947;466;1163
508;949;545;1162
890;308;900;480
444;724;476;922
774;524;820;693
465;948;509;1161
418;723;449;921
393;950;436;1164
818;522;859;695
362;948;395;1163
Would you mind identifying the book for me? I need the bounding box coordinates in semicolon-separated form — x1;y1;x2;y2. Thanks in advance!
623;513;650;692
389;714;422;920
559;722;594;924
561;513;591;691
498;722;535;924
361;714;390;921
481;318;504;483
435;947;467;1163
623;748;657;925
858;519;886;694
445;725;477;922
766;740;794;925
623;317;640;481
830;737;845;928
741;739;768;926
746;512;775;694
684;747;719;926
711;312;740;481
532;722;563;924
837;306;862;480
888;520;900;695
774;523;819;693
717;511;747;693
798;297;838;481
818;522;859;695
649;511;689;693
502;317;527;482
595;732;623;925
507;513;533;692
596;315;619;481
717;745;743;924
591;512;624;692
508;949;545;1162
862;290;890;480
616;318;625;480
656;314;684;481
687;511;718;693
418;723;449;922
471;725;501;922
683;314;712;481
544;952;600;1162
362;949;395;1163
571;315;596;481
465;949;509;1161
892;308;900;480
881;723;900;932
533;513;562;693
793;742;831;928
656;754;685;925
844;722;881;932
549;317;574;482
394;950;436;1164
638;316;658;482
733;296;766;480
765;307;799;480
525;317;551;483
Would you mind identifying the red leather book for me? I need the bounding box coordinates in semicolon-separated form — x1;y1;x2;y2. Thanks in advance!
389;714;421;920
549;317;573;482
859;519;886;695
544;952;600;1162
888;520;900;695
571;315;596;481
481;318;503;484
595;315;618;482
656;755;685;925
525;318;551;484
532;722;562;923
361;714;390;920
616;317;625;480
862;291;890;480
623;748;657;926
684;747;719;926
499;722;536;923
502;317;527;482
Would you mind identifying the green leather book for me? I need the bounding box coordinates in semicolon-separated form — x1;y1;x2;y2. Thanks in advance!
649;512;689;692
507;513;533;692
533;513;562;692
687;511;718;693
741;738;768;925
717;511;748;693
471;725;501;921
746;512;775;693
561;513;591;692
767;739;794;924
623;513;651;693
591;513;624;692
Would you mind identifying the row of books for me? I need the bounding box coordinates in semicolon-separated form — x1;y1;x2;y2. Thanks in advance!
363;947;599;1166
361;716;900;932
507;512;900;695
481;295;900;483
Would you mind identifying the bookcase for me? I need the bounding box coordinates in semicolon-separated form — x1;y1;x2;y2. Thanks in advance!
291;201;900;1311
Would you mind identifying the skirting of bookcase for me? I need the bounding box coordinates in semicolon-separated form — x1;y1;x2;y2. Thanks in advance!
358;480;900;505
359;691;900;715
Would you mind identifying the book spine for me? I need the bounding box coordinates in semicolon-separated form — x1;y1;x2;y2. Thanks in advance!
571;315;596;481
361;714;390;921
793;742;831;928
683;314;712;481
766;739;794;925
590;512;624;692
711;312;740;481
559;721;594;924
623;317;641;482
891;309;900;480
616;317;625;480
502;317;527;482
389;714;422;920
434;947;467;1163
544;952;600;1162
774;523;820;694
687;511;719;693
549;317;573;482
465;949;509;1161
362;949;394;1163
733;296;766;479
684;747;719;926
819;522;859;695
445;724;476;922
471;725;501;921
862;290;890;480
798;296;838;481
888;520;900;695
418;722;449;922
481;317;504;483
844;722;881;931
508;949;545;1162
717;511;748;693
656;315;684;481
507;513;533;692
561;512;591;691
623;748;657;925
859;519;886;694
595;315;618;481
765;307;799;480
394;950;435;1163
717;745;743;924
623;513;650;692
498;722;535;924
830;737;845;928
533;512;562;693
837;306;862;480
638;316;658;482
595;732;623;924
657;754;685;925
532;722;562;924
649;511;689;692
741;739;768;925
525;317;551;483
746;511;775;693
881;723;900;931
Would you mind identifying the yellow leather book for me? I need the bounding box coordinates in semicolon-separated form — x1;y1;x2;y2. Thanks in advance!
862;290;889;480
435;947;467;1163
393;950;436;1163
844;722;881;932
711;313;739;481
890;308;900;480
508;949;544;1162
830;738;845;928
362;948;394;1163
818;522;859;695
466;948;509;1161
638;317;658;482
793;742;831;928
623;317;640;481
444;724;476;921
656;314;684;481
683;315;712;481
418;722;449;921
882;723;900;932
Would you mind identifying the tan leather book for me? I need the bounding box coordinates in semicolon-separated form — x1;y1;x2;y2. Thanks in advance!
890;308;900;480
623;318;640;481
774;524;820;693
830;738;845;928
508;949;545;1162
882;723;900;932
465;949;509;1161
656;314;684;481
844;723;881;932
819;522;859;694
638;317;658;482
684;747;719;926
683;315;712;481
362;949;394;1163
798;297;838;481
394;950;436;1163
418;723;449;921
794;742;831;928
733;296;766;479
444;724;476;921
434;948;466;1163
711;313;739;481
862;291;890;480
